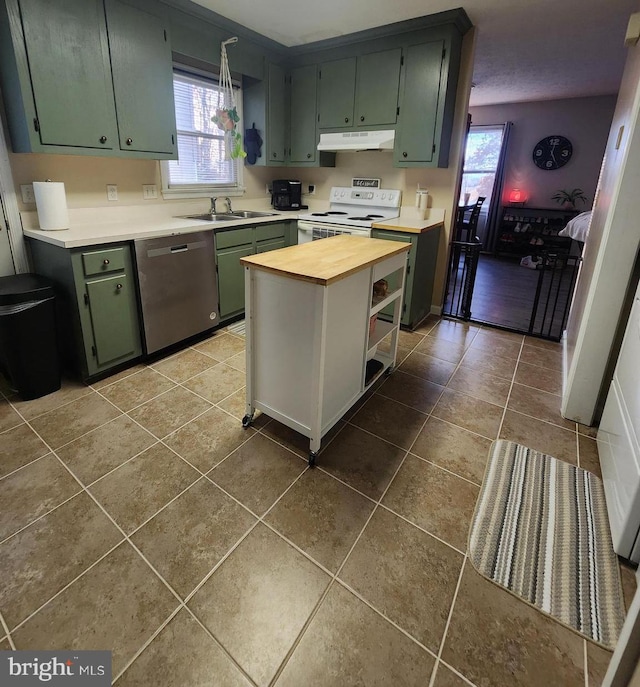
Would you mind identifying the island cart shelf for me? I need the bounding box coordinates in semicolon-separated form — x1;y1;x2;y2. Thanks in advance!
240;235;409;465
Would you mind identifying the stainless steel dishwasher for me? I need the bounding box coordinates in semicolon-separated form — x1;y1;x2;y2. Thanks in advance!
134;231;218;354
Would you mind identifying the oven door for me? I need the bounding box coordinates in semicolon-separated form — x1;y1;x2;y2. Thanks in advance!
297;221;371;243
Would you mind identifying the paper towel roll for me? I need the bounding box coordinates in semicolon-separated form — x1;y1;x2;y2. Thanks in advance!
33;181;69;231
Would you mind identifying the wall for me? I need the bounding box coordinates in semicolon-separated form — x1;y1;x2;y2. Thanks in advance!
469;96;616;210
562;27;640;425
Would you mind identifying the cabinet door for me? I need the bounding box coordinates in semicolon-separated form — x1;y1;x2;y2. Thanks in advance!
256;237;286;254
370;230;416;326
268;63;286;162
85;273;139;367
355;49;401;127
106;0;176;155
318;58;356;128
19;0;118;149
395;41;444;165
290;65;318;164
217;244;255;319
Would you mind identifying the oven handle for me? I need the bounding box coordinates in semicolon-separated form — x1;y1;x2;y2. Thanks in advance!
297;221;319;232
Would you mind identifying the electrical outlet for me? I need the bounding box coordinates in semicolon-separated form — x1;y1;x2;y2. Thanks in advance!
308;184;316;195
265;184;271;195
20;184;35;204
142;184;158;199
106;184;118;201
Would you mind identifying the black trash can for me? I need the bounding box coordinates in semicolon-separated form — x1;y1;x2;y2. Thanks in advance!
0;274;61;400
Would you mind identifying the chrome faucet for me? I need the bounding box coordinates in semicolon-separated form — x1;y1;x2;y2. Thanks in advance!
224;197;233;213
210;197;218;214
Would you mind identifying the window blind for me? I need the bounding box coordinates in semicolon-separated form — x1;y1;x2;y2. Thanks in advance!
165;71;241;189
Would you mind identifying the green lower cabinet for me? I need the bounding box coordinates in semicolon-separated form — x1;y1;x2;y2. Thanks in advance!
256;237;286;253
371;227;441;328
216;222;293;322
217;243;254;320
27;239;141;380
84;274;138;367
71;246;141;377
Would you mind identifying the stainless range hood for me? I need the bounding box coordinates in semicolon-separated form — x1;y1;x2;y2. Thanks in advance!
317;130;395;152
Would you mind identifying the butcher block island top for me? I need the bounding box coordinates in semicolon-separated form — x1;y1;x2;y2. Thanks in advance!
240;235;410;285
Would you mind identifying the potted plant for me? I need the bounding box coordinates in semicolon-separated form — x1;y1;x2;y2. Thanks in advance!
551;188;589;210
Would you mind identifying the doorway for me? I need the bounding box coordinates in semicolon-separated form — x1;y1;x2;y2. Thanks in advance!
444;123;581;340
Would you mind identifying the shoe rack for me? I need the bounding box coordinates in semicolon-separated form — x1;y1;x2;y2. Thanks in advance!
495;206;578;258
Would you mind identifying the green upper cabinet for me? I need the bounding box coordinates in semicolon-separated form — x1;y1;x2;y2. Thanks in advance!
0;0;176;158
318;57;356;128
395;40;458;168
268;63;286;163
318;50;400;130
243;61;287;166
289;64;318;164
354;49;401;127
105;0;176;155
4;0;118;150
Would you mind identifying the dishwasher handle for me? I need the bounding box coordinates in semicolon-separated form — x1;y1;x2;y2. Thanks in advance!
144;239;208;259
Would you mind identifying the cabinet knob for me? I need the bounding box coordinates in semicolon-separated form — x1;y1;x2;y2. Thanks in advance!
360;116;365;122
344;117;349;123
126;138;133;146
272;152;276;158
402;152;408;158
116;283;123;290
103;259;110;265
306;153;312;159
99;135;107;144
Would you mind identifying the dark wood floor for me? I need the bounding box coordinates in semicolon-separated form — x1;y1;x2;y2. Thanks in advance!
445;254;578;339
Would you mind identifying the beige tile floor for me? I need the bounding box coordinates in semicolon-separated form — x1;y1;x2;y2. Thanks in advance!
0;317;637;686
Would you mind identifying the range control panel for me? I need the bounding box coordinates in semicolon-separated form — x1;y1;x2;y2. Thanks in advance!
329;187;402;208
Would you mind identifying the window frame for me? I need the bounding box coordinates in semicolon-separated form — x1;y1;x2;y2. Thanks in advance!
460;124;505;208
160;66;245;200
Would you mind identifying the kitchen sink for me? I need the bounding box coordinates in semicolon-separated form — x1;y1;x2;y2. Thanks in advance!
227;211;279;218
180;210;278;222
180;213;237;222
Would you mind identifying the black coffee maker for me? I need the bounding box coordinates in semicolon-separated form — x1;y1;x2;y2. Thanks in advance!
271;179;303;210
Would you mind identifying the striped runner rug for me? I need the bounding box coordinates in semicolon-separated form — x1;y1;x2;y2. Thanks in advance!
469;440;625;649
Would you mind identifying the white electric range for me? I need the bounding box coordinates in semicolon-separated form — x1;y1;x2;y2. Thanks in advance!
297;187;402;243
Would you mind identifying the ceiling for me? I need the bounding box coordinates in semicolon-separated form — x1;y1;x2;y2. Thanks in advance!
189;0;638;106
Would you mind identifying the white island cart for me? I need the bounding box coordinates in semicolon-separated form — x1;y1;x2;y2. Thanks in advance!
240;235;409;465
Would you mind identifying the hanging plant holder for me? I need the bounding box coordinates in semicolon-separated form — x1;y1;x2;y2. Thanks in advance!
212;37;246;160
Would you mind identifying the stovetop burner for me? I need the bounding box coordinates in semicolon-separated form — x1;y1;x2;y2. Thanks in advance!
348;214;384;221
311;211;348;217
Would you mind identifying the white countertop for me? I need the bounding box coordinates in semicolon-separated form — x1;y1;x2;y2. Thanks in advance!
21;202;447;249
21;202;299;248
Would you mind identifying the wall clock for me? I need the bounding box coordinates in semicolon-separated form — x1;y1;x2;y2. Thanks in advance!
532;135;573;170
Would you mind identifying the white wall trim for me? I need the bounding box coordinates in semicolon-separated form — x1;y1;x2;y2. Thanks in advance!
0;118;28;273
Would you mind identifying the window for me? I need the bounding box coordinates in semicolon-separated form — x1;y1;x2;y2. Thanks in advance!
161;69;243;198
459;125;505;206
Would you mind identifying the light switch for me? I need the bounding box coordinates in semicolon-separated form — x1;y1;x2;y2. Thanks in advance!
142;184;158;199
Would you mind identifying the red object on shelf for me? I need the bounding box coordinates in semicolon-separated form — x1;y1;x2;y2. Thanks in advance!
509;188;524;203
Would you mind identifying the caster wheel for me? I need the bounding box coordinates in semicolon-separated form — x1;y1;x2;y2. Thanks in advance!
242;414;254;429
308;452;318;467
385;366;394;376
